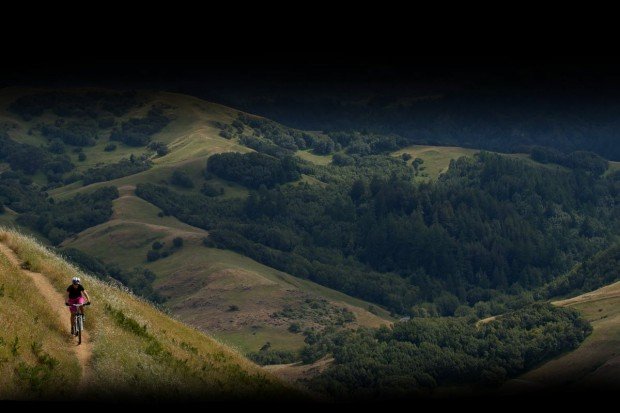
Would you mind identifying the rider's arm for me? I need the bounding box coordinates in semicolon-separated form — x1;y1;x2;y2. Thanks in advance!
83;290;91;303
66;290;70;304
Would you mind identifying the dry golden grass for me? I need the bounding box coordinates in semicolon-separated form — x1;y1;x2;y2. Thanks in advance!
0;228;302;401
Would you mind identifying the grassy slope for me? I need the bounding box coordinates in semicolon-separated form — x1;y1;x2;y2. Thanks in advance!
500;281;620;392
0;87;390;354
46;90;251;201
392;145;480;180
0;228;299;401
606;160;620;176
62;190;391;354
391;146;581;181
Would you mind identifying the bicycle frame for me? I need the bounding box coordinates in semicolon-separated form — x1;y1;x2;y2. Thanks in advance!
67;302;90;345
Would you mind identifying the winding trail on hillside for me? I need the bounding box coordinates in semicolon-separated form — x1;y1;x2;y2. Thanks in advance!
0;242;94;391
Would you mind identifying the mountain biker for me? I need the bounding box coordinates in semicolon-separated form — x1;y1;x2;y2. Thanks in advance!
66;277;91;335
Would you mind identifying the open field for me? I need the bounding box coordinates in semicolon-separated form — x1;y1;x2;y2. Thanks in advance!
392;145;479;180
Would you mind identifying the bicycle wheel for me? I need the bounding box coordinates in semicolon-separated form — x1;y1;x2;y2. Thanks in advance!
77;315;83;345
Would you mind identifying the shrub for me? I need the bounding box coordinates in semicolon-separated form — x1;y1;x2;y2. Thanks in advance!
171;170;194;188
146;250;160;262
104;143;117;152
172;237;183;248
201;183;220;197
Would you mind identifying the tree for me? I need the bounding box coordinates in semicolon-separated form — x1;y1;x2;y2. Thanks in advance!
48;227;69;245
48;139;65;154
171;170;194;188
148;141;169;156
146;250;160;262
349;179;366;203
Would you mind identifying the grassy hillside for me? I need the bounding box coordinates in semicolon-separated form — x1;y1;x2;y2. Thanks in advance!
391;145;479;180
62;189;391;354
501;281;620;392
0;228;300;401
0;87;390;355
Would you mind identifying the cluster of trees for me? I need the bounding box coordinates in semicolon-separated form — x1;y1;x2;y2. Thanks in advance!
0;133;77;185
82;155;152;185
529;146;609;175
14;186;119;245
41;119;99;147
213;120;243;140
147;141;169;156
200;183;222;197
306;304;591;398
170;170;194;188
247;348;298;366
146;237;184;262
272;298;356;329
238;135;294;158
329;131;407;155
0;171;47;216
206;152;300;189
8;90;139;120
110;106;171;147
237;114;336;155
137;152;619;316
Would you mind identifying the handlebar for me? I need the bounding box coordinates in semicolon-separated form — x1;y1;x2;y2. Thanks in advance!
65;302;91;306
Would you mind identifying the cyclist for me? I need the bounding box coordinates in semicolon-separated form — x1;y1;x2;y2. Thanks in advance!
65;277;91;335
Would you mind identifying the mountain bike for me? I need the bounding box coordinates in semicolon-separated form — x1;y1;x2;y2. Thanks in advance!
66;302;90;345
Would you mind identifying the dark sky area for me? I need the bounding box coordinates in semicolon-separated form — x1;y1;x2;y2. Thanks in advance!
3;55;620;99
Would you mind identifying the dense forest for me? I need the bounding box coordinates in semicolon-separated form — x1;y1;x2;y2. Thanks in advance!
539;243;620;299
305;304;591;399
137;151;619;316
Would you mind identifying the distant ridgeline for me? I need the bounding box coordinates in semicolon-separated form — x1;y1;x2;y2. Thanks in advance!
233;90;620;161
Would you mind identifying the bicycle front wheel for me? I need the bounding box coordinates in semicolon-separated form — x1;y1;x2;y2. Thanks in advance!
77;315;83;345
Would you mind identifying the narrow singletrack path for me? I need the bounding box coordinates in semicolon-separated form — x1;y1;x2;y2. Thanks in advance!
0;242;93;390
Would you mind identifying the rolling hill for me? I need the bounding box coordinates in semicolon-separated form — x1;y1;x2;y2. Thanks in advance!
0;87;391;356
60;184;390;353
1;85;618;396
0;228;300;401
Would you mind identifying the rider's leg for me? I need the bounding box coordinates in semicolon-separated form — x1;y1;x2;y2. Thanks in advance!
70;313;76;334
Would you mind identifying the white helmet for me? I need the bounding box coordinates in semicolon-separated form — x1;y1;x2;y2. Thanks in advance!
72;277;81;284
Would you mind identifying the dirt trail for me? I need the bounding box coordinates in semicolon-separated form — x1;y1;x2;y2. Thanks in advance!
0;242;93;390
